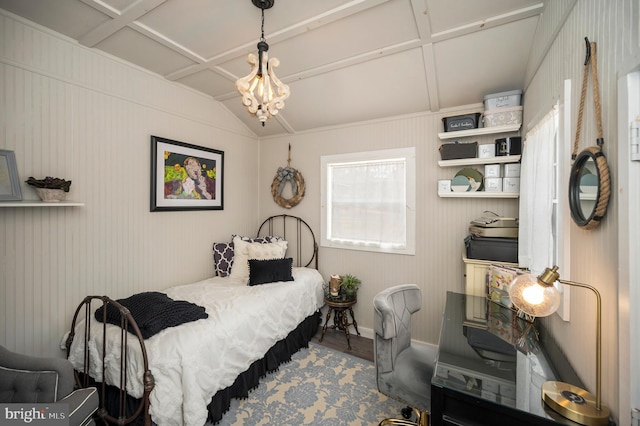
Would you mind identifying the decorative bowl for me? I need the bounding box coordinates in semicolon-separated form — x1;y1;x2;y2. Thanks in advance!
35;188;66;202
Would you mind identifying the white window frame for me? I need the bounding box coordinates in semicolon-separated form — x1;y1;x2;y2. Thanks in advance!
555;80;573;321
320;147;416;255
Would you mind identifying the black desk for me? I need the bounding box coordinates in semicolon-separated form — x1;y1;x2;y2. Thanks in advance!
431;291;614;426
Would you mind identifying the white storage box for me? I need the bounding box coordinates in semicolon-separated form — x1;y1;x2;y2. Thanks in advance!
484;164;501;178
503;177;520;193
438;179;451;193
478;144;496;158
503;163;521;177
483;106;523;128
485;178;503;192
484;90;522;110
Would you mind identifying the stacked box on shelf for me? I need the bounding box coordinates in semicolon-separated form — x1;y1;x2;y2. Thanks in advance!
442;113;482;132
439;141;478;160
483;90;522;128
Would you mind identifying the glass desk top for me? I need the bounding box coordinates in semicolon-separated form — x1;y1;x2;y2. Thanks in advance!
432;291;585;425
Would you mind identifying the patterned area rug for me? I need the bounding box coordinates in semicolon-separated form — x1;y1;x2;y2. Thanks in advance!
216;342;407;425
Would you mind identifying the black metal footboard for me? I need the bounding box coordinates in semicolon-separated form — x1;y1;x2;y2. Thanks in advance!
66;296;154;426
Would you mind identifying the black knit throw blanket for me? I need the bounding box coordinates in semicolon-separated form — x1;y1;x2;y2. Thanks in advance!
95;291;208;339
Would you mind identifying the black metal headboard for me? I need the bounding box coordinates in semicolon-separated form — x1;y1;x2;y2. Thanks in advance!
256;214;318;269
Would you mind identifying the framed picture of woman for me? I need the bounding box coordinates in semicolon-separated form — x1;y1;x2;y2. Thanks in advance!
150;136;223;211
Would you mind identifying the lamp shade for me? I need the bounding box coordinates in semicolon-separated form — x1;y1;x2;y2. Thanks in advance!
508;272;561;317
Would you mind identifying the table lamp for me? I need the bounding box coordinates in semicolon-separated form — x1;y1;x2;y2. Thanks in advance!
508;265;610;426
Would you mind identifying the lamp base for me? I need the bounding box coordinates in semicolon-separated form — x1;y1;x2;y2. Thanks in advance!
542;381;610;426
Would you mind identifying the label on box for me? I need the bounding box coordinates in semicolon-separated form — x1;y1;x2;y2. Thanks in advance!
438;179;451;193
484;164;501;178
503;177;520;193
478;144;495;158
503;163;521;177
485;178;503;192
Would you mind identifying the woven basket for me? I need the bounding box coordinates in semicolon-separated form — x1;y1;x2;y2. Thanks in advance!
35;188;66;202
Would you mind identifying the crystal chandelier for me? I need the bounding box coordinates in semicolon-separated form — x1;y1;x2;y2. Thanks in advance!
236;0;290;127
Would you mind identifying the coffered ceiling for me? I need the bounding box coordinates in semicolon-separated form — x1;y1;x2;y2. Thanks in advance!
0;0;550;136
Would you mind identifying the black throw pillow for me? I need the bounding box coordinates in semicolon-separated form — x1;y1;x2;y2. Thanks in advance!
248;258;294;285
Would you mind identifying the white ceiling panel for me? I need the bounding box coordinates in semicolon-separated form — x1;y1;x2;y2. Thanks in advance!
425;0;543;34
0;0;110;39
101;0;141;13
177;68;237;99
136;0;255;59
221;0;420;84
433;16;538;108
0;0;567;137
283;48;430;131
95;27;197;76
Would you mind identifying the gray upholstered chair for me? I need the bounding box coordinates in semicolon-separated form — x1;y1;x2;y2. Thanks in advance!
0;344;98;426
374;284;435;426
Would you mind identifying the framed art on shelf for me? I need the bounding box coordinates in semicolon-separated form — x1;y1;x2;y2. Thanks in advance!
150;135;224;211
0;149;22;201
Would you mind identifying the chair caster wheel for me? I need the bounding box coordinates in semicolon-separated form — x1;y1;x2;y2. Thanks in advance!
401;406;413;419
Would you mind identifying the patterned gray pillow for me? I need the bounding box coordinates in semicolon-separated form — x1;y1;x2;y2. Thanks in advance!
213;235;283;277
213;242;234;277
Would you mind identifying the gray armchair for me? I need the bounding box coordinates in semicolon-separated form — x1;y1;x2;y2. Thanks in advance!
374;284;436;426
0;344;98;426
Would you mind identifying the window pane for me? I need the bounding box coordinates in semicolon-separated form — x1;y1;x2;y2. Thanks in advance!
321;148;415;255
329;160;406;247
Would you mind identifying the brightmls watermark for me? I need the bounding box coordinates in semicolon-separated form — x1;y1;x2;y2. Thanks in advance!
0;404;68;425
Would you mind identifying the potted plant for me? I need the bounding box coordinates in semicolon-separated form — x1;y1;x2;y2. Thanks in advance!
340;274;361;300
25;176;72;202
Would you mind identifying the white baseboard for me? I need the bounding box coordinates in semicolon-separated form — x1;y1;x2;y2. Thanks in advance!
345;325;437;353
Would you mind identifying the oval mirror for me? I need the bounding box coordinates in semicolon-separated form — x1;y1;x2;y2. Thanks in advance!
568;147;611;229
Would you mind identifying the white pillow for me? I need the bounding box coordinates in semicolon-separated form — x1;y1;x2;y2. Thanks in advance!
229;236;287;283
247;241;288;260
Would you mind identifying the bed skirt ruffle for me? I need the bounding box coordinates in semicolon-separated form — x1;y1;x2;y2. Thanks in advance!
207;309;321;424
90;310;321;425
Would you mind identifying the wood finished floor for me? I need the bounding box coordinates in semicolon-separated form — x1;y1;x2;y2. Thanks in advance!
312;326;374;362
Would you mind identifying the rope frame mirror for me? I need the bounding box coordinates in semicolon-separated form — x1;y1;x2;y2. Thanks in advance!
569;147;611;229
569;38;611;229
271;144;305;209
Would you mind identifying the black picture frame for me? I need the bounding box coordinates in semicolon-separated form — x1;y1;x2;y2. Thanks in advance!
0;149;23;201
150;136;224;211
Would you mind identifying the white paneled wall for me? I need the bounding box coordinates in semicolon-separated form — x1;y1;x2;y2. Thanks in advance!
0;12;259;357
518;1;638;423
259;111;520;346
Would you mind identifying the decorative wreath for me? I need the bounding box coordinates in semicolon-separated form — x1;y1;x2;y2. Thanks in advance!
272;166;305;209
271;145;305;209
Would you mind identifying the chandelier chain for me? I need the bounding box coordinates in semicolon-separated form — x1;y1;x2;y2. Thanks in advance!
260;7;265;42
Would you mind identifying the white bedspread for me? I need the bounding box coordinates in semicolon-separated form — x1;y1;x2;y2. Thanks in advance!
68;267;325;426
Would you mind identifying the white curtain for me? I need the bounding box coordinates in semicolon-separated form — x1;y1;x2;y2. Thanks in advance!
519;107;558;274
329;158;407;248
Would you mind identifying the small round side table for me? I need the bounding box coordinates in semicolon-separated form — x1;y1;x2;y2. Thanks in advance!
319;296;361;350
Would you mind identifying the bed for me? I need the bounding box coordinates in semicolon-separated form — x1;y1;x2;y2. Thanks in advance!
65;215;325;426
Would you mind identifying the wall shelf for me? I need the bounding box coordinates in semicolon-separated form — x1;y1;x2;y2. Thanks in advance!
438;192;519;198
438;124;521;140
437;122;522;199
0;200;84;207
438;155;521;168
